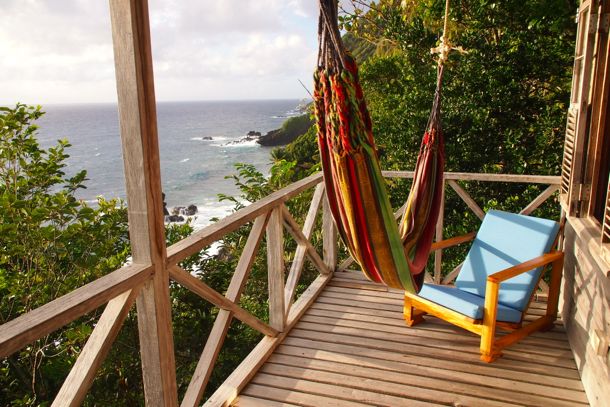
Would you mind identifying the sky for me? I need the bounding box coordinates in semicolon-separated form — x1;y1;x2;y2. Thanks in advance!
0;0;320;104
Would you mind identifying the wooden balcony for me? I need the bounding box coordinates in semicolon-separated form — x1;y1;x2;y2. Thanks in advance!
235;271;587;407
2;169;591;406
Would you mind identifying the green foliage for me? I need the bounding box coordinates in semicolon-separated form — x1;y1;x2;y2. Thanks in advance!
0;104;130;405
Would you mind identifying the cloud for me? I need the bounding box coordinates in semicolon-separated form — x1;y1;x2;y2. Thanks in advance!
0;0;318;104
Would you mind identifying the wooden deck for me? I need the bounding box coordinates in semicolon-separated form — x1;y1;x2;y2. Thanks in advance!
234;271;588;407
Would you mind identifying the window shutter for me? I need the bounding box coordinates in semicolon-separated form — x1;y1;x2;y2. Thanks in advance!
560;0;597;215
560;108;578;199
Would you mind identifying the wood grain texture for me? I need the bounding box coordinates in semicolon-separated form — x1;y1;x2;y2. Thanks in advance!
267;207;286;332
284;186;324;311
281;205;329;275
322;193;338;272
433;181;445;283
169;265;278;337
0;263;152;358
52;289;139;406
181;215;268;407
382;171;560;185
488;252;564;283
429;232;476;252
205;274;332;407
109;0;177;404
232;271;587;406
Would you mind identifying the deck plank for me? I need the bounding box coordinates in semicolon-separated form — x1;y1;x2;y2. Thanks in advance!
232;272;588;406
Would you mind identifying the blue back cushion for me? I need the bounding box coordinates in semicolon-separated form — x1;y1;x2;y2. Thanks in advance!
455;210;560;311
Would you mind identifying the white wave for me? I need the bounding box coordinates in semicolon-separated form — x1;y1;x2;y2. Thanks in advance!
223;139;259;148
94;153;101;157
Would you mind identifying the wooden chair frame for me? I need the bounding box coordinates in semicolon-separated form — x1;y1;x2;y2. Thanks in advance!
404;233;564;362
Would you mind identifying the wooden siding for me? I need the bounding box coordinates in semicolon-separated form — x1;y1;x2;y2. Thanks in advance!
561;220;610;407
235;271;588;407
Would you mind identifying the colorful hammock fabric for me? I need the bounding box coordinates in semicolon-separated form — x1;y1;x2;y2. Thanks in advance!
315;0;445;293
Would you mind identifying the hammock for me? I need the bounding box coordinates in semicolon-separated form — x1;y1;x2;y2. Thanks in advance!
314;0;447;292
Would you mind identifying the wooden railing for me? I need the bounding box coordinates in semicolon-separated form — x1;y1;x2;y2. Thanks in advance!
0;171;560;406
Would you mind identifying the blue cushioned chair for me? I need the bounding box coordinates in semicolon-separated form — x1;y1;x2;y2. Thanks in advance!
404;210;564;362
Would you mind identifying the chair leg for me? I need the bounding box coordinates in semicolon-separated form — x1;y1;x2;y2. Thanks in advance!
480;280;502;362
404;295;425;327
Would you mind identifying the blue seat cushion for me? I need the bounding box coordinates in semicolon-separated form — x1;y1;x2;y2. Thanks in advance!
417;283;523;323
455;210;560;312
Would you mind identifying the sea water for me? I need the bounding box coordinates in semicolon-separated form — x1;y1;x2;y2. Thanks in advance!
35;100;304;228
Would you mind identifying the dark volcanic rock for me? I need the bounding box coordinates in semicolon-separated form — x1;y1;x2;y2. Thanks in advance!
185;204;198;216
246;131;261;138
166;215;185;222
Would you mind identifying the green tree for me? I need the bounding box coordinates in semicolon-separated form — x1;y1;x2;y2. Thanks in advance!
0;104;130;405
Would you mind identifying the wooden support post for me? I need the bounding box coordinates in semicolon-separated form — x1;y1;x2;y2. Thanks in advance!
545;254;564;320
109;0;177;405
267;207;286;331
480;280;500;362
322;193;338;272
434;180;445;284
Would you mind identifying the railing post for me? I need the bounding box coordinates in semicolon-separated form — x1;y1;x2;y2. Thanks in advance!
109;0;178;405
434;179;445;284
267;207;286;331
323;194;338;272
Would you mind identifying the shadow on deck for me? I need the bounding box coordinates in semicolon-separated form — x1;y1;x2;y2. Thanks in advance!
234;271;588;407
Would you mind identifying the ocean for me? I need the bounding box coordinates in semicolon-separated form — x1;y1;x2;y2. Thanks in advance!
35;100;304;228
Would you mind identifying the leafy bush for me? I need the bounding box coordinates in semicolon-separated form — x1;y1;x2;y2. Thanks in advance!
0;104;130;405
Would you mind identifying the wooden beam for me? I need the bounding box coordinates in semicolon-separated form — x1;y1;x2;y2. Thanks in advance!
382;171;560;185
169;266;278;337
167;173;323;264
448;180;485;220
281;205;329;275
520;185;560;215
0;263;152;358
434;180;445;283
488;252;564;283
267;207;286;332
109;0;177;404
204;273;332;407
52;289;139;406
442;262;464;284
322;193;338;272
430;232;476;252
284;185;325;310
180;214;268;407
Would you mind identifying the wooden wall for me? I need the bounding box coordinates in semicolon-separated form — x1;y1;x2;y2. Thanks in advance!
561;219;610;407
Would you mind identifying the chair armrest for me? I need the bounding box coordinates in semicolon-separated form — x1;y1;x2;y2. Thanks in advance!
487;251;564;283
430;232;476;251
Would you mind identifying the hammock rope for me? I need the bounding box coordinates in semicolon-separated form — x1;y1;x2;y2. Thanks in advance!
315;0;453;292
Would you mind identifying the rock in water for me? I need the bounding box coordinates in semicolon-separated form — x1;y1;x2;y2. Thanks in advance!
166;215;185;222
185;204;198;216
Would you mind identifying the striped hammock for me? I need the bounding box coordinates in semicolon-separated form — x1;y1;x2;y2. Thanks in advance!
315;0;445;293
